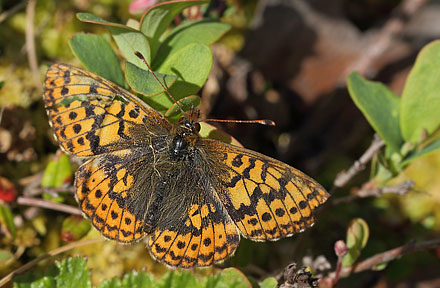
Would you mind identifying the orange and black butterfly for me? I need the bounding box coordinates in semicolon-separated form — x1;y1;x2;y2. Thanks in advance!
43;63;329;268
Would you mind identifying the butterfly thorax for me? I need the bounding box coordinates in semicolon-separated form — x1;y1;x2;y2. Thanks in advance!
170;109;201;160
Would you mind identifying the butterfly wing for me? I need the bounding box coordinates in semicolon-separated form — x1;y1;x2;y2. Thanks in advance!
146;158;240;268
43;63;172;157
44;64;174;242
200;138;329;241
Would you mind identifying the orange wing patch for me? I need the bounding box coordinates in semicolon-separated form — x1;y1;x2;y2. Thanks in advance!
202;139;329;241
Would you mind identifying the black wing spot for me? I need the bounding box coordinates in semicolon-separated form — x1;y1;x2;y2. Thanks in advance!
275;208;285;217
69;111;77;120
73;124;81;134
203;238;211;247
290;207;298;214
177;241;186;249
232;154;243;167
111;211;118;219
261;212;272;222
61;87;69;95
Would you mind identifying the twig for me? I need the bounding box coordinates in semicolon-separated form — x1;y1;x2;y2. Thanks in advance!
332;134;385;190
17;196;82;215
340;0;428;80
25;0;42;92
0;238;104;287
322;238;440;283
332;180;414;205
0;1;27;24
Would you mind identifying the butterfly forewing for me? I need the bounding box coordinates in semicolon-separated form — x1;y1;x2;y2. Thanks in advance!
43;64;171;157
200;139;330;241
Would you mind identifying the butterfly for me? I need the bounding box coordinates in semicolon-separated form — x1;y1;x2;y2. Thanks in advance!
43;63;330;268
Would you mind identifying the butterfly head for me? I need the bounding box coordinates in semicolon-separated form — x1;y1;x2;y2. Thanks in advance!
177;108;201;135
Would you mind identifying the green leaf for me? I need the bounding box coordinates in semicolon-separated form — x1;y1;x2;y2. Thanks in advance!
156;271;199;288
153;19;231;69
216;268;252;288
199;122;242;146
139;0;209;58
69;33;127;88
0;249;14;263
347;72;402;152
61;215;91;242
259;277;278;288
110;27;151;69
76;13;151;68
401;137;440;167
121;271;154;288
149;43;212;112
0;204;16;238
342;218;369;267
54;257;91;288
401;40;440;143
99;278;121;288
99;270;154;288
0;80;4;90
13;257;91;288
164;95;201;123
41;154;72;188
125;62;177;96
14;276;56;288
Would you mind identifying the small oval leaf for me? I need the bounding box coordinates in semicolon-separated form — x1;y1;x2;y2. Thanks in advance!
61;215;91;242
347;72;402;152
401;40;440;143
139;0;209;58
125;62;177;97
153;19;231;68
69;33;127;89
148;43;212;111
41;153;72;188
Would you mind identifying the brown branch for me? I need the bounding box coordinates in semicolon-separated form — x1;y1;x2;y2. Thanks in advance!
322;238;440;284
0;238;104;287
332;180;414;205
340;0;428;80
332;134;385;190
17;196;82;215
25;0;42;92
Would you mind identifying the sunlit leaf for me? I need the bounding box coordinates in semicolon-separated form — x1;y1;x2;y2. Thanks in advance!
70;33;127;89
347;72;402;152
139;0;209;58
125;62;177;97
401;40;440;143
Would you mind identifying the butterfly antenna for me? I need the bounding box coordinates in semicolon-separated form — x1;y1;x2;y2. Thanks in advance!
135;51;184;114
203;118;276;126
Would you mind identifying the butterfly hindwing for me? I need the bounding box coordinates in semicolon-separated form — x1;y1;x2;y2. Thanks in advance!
201;139;330;241
146;163;240;268
75;148;154;242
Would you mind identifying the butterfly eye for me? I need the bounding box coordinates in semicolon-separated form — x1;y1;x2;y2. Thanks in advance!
193;123;201;133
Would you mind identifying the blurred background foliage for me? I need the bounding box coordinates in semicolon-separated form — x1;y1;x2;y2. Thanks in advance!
1;0;440;287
